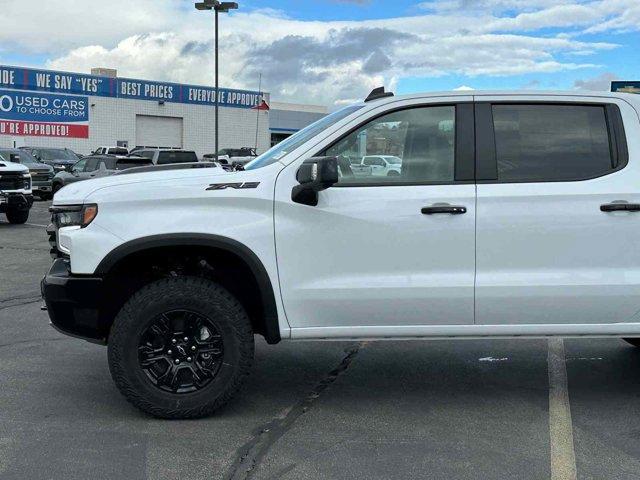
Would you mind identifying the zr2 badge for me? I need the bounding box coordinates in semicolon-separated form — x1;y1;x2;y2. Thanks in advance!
206;182;260;191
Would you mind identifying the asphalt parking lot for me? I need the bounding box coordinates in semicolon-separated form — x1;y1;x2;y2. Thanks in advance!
2;200;640;480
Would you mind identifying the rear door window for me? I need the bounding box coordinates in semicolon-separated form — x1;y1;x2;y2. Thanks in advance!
84;158;99;171
492;104;617;182
157;151;198;165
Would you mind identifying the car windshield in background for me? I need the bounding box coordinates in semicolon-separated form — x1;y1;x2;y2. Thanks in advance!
40;149;79;161
115;158;153;170
108;148;129;155
245;105;364;170
132;151;155;160
0;149;40;166
157;151;198;165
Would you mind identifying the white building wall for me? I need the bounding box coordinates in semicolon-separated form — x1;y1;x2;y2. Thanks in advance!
0;95;271;157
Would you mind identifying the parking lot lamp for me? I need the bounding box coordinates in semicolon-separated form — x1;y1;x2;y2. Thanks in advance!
195;1;238;160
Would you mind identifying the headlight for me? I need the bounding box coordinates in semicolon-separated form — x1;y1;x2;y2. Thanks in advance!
22;173;31;190
50;204;98;228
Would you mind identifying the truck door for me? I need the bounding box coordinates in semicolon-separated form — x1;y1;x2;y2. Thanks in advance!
274;99;477;333
475;96;640;325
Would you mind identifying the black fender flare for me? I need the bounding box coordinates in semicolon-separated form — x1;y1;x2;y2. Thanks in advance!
95;233;281;344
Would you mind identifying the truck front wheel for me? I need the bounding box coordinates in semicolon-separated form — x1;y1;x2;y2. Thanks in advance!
108;276;254;419
6;208;29;224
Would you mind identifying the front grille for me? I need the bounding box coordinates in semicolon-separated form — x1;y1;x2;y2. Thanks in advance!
32;172;51;182
0;173;23;190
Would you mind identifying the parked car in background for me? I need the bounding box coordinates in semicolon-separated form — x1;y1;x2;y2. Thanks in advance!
52;155;153;193
211;147;257;168
130;149;198;165
0;156;32;224
202;154;233;170
359;155;403;177
92;146;129;156
21;147;80;173
0;148;54;199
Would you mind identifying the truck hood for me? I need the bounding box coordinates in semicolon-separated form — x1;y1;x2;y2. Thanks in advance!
28;164;54;173
44;158;77;165
53;164;261;204
0;161;29;173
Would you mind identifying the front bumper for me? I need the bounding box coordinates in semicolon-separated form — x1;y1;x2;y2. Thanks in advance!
0;193;34;213
32;181;52;194
41;258;107;344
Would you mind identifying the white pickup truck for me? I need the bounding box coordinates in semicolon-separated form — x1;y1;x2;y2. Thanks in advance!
0;156;33;224
43;88;640;419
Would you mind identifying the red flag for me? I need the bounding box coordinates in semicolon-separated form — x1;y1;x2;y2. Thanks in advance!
252;99;270;111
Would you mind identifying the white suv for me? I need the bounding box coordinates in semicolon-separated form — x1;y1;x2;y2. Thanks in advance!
42;88;640;418
361;155;402;177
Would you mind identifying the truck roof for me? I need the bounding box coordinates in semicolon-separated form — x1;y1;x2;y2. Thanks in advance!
358;89;640;105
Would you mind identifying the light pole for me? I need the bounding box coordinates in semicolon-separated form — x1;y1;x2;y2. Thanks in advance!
195;1;238;160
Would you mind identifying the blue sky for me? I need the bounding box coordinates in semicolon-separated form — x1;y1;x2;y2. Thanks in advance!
1;0;639;105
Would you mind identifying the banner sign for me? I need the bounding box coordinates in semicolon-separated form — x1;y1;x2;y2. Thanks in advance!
611;81;640;94
0;65;267;109
0;88;89;138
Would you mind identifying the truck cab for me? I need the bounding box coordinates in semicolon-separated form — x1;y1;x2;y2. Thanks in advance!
42;89;640;418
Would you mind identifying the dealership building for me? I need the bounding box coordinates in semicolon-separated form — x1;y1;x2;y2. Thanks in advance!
0;65;326;156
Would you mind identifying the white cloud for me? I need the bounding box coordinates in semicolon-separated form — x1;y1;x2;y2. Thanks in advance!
573;72;619;91
1;0;637;106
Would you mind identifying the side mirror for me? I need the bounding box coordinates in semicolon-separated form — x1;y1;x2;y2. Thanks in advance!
292;156;339;206
72;169;80;177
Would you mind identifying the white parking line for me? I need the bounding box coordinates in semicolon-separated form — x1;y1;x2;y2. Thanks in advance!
25;223;47;228
548;338;578;480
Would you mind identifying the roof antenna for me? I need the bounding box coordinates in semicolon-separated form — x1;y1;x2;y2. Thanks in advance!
365;86;394;102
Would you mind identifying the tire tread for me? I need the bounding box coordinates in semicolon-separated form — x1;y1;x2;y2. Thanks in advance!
108;276;254;419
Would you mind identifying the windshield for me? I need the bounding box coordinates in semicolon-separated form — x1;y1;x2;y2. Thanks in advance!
0;149;40;165
108;148;129;155
157;151;198;165
245;105;364;170
40;149;79;161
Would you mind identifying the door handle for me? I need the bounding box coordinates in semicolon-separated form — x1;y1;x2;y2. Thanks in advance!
421;204;467;215
600;203;640;212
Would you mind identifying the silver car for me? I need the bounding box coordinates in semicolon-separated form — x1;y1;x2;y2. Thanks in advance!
52;155;152;193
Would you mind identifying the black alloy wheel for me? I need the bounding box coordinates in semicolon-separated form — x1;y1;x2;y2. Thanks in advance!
108;277;254;419
138;310;224;394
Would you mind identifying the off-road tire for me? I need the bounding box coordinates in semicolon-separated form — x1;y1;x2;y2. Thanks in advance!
108;276;254;419
6;209;29;224
623;338;640;348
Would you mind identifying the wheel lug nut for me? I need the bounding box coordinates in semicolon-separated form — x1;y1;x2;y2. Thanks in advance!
191;346;196;351
183;337;189;342
175;359;180;364
167;350;172;355
187;357;192;362
172;339;177;344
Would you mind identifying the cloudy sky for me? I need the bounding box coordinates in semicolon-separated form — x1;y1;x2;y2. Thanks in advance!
1;0;638;107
